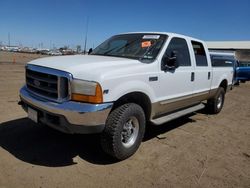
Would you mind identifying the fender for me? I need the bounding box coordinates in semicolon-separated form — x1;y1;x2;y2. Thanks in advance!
103;80;156;103
211;68;233;91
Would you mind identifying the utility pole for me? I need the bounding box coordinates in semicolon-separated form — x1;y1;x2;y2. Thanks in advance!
8;32;10;47
83;17;89;54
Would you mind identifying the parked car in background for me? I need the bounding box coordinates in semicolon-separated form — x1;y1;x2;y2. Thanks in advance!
37;49;50;55
48;50;62;56
236;61;250;83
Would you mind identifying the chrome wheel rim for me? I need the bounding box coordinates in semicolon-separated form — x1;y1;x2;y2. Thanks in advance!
217;94;223;109
121;116;139;148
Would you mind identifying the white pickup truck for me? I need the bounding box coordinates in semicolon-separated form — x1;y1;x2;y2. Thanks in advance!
19;32;233;160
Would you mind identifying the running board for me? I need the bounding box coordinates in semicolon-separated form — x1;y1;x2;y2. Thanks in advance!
151;103;205;125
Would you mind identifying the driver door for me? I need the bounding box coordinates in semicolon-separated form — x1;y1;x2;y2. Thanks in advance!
154;37;195;117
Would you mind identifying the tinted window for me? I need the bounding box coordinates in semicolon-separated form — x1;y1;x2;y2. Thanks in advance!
239;61;250;67
164;37;191;66
210;55;235;67
192;41;208;66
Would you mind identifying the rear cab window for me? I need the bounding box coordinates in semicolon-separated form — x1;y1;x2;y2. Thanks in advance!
192;41;208;66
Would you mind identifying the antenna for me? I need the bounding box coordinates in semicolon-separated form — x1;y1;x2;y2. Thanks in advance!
84;17;89;54
8;32;10;47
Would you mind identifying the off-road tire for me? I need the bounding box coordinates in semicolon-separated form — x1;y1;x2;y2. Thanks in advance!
207;87;225;114
101;103;145;160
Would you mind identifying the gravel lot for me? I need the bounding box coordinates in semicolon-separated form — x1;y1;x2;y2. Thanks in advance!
0;51;249;188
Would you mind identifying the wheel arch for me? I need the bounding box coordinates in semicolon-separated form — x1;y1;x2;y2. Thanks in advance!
219;79;228;93
111;92;152;121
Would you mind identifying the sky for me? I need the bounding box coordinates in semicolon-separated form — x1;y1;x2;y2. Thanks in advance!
0;0;250;49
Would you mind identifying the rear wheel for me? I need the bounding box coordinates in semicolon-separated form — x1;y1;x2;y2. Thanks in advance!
206;87;225;114
101;103;145;160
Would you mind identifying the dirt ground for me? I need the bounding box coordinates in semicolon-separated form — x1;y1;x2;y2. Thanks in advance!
0;51;249;188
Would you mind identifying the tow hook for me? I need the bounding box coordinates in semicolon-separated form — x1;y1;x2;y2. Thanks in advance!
18;101;24;105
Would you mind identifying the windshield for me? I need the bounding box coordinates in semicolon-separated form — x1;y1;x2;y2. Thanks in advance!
90;33;167;62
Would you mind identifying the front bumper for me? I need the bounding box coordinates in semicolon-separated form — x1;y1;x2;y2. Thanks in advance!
19;86;113;134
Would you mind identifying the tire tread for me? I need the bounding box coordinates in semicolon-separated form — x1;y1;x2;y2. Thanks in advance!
101;103;145;160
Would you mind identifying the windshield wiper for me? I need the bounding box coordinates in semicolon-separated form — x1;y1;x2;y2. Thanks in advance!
138;45;156;61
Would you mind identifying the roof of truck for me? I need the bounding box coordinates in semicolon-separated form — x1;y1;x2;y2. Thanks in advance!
119;31;204;43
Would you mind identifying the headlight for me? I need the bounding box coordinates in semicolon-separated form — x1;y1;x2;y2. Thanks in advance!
71;79;103;104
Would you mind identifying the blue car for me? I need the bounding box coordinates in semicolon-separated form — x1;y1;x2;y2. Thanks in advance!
236;61;250;83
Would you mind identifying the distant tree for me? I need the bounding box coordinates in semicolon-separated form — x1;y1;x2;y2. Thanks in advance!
59;46;68;53
59;47;64;53
76;45;81;53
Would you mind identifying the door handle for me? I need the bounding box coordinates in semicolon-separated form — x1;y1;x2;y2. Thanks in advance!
191;72;195;82
208;72;211;80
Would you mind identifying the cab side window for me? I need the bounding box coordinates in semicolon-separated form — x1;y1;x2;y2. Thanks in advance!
192;41;208;66
164;37;191;66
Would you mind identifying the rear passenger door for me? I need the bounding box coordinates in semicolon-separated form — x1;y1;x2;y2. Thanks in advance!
191;41;212;101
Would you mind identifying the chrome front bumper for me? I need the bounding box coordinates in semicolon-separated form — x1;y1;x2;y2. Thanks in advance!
19;86;113;134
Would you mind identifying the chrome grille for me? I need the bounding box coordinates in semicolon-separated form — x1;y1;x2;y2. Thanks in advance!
25;65;70;102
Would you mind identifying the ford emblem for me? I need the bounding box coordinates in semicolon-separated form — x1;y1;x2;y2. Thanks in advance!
34;80;41;87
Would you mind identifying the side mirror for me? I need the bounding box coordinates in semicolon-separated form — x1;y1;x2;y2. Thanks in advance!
162;51;179;71
88;48;93;54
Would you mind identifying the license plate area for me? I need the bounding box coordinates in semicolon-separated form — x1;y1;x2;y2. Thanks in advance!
28;107;38;123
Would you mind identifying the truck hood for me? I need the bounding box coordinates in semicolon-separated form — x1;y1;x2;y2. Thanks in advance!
28;55;146;81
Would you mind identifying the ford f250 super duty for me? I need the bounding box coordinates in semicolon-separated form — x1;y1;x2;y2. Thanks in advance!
19;32;233;160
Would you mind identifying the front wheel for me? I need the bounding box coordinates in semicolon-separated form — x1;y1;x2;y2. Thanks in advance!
206;87;225;114
101;103;145;160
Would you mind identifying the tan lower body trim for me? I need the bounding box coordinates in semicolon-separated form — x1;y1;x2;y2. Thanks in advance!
151;91;210;119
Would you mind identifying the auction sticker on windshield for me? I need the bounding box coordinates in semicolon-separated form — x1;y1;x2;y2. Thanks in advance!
141;41;152;48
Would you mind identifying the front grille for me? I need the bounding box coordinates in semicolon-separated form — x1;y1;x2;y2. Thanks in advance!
26;66;70;102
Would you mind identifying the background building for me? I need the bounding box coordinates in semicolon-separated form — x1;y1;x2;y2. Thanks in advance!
206;41;250;63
